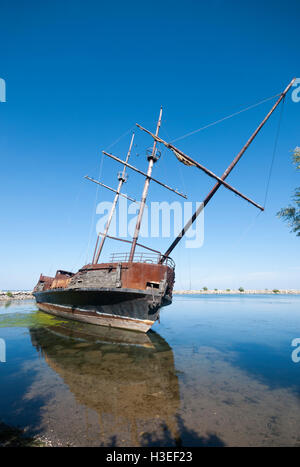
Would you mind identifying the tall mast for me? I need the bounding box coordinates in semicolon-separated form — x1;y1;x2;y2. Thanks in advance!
128;107;163;262
93;133;135;264
160;78;296;262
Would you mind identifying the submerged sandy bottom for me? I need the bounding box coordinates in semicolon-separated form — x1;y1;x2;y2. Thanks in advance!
0;296;299;447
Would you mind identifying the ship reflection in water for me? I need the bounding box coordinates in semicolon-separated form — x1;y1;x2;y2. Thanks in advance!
1;297;300;447
29;320;182;446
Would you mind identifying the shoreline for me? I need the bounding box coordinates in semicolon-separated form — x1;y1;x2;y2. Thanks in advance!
1;289;300;301
0;291;34;301
173;289;300;295
0;422;50;447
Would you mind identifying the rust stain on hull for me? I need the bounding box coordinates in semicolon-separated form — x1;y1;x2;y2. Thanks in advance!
37;302;154;333
34;261;175;332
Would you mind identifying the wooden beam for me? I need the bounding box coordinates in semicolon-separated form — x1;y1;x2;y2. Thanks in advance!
84;176;136;202
136;124;264;211
103;150;187;199
97;232;162;255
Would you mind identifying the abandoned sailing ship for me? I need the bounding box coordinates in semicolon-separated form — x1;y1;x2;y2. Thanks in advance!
33;79;296;331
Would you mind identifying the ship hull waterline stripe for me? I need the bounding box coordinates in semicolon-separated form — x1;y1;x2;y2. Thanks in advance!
37;302;154;333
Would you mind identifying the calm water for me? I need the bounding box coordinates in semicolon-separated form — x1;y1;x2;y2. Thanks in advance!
0;296;299;447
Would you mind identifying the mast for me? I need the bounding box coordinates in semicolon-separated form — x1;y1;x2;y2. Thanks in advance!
159;78;296;262
128;106;163;262
93;133;135;264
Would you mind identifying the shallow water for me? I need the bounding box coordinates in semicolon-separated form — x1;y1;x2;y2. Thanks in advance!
0;296;299;446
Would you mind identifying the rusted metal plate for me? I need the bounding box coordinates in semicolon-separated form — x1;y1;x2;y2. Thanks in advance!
80;262;174;292
121;262;170;290
34;262;175;296
33;274;54;292
50;270;74;289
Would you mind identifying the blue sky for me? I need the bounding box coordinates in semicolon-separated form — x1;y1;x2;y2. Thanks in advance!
0;0;299;290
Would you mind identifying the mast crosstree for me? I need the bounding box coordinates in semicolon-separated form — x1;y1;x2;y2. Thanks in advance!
85;132;135;264
100;106;187;263
129;106;163;262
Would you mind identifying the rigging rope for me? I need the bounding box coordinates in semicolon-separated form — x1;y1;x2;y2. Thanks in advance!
188;247;192;291
105;127;135;151
160;127;193;291
84;126;135;264
170;92;282;144
160;127;187;196
235;209;263;247
85;151;105;263
233;97;285;247
262;97;285;209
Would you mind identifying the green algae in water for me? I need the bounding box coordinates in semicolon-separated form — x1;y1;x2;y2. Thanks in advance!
1;296;300;446
0;422;48;447
0;309;67;329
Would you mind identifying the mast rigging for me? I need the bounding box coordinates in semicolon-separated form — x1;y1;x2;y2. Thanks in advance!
87;132;136;264
129;107;163;262
158;77;296;262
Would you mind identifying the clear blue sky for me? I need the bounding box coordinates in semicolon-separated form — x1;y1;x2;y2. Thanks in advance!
0;0;299;290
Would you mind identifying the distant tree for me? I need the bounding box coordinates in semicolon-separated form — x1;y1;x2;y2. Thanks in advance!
203;287;208;291
226;289;231;292
273;289;280;294
277;147;300;236
238;287;244;292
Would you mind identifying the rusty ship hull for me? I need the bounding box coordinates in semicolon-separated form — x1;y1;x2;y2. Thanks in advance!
32;82;294;333
33;261;175;332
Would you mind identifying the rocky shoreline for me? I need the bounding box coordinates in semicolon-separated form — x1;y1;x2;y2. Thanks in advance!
173;289;300;295
0;421;50;447
0;291;34;301
1;289;300;301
